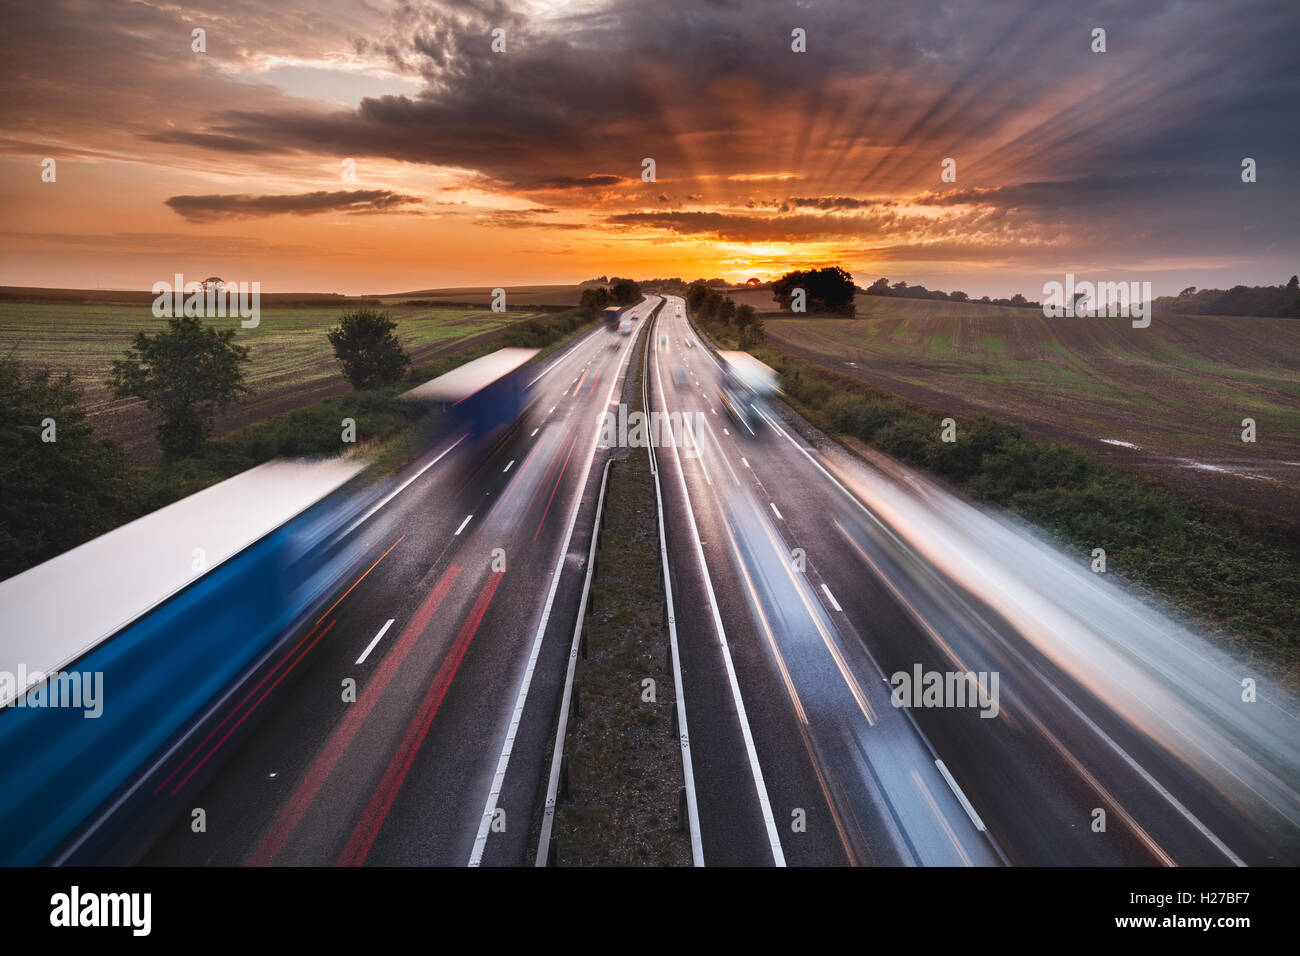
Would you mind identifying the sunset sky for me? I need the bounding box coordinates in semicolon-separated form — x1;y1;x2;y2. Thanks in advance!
1;0;1296;297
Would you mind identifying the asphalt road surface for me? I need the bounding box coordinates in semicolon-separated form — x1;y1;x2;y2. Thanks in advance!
126;300;658;866
645;295;1300;867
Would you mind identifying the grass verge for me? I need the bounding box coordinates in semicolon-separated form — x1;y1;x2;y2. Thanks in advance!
550;320;691;866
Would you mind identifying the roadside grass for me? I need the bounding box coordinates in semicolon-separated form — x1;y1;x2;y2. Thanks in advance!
551;303;691;866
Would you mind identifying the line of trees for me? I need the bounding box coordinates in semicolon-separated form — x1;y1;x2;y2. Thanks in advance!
863;277;1040;309
1155;276;1300;317
686;281;765;345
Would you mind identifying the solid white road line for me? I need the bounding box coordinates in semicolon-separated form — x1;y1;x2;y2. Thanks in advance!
535;459;614;867
651;316;787;867
935;759;987;832
356;619;394;665
345;434;467;535
454;514;473;536
820;583;842;613
527;332;593;387
530;428;539;437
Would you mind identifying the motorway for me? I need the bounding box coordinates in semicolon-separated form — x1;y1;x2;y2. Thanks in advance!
76;290;1300;868
647;294;1300;867
116;300;659;866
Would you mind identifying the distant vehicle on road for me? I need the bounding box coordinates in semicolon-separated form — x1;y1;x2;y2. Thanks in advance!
602;306;622;332
619;315;633;335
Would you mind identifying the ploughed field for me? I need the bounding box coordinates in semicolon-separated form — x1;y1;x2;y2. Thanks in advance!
755;295;1300;520
0;303;524;464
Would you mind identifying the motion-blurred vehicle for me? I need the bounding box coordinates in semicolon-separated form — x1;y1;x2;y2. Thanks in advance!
602;306;621;332
716;350;780;436
673;365;689;385
619;315;633;335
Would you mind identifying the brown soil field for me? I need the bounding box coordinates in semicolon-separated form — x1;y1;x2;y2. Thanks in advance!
757;297;1300;520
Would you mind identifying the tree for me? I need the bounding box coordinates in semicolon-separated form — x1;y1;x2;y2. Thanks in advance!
772;266;856;315
327;309;411;392
109;315;250;459
609;277;641;306
698;289;723;320
735;304;757;332
1;359;140;578
950;290;969;302
1287;275;1298;292
865;277;891;296
1179;286;1198;297
579;286;611;316
717;298;737;327
687;281;710;314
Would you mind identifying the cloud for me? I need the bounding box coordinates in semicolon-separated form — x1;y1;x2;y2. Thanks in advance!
1;0;1297;290
164;189;423;222
518;174;627;190
144;131;295;155
788;196;893;211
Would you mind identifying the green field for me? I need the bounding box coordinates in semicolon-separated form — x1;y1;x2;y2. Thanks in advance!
0;302;527;461
757;296;1300;519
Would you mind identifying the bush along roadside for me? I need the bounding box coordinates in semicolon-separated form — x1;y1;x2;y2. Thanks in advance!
700;328;1300;681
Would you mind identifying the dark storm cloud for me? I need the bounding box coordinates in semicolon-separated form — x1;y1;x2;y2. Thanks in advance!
165;190;423;222
518;174;628;190
788;197;894;211
144;131;295;155
0;0;1297;279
